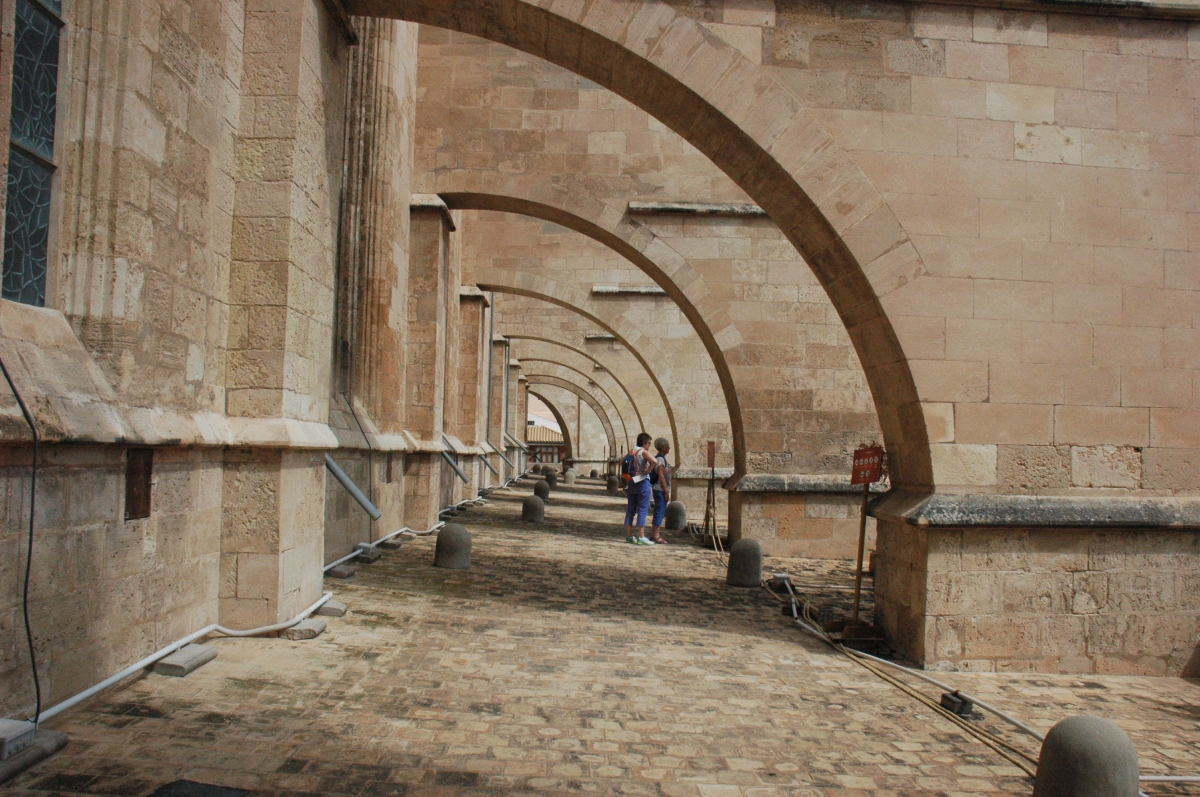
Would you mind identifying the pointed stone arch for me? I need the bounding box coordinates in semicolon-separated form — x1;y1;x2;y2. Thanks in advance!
348;0;932;489
527;375;618;458
520;359;632;451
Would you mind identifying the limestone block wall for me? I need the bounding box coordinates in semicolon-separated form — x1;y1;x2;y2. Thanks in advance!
742;492;877;559
0;446;221;718
56;0;247;417
876;520;1200;675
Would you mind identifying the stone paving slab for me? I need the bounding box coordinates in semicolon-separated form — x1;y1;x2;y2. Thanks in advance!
4;481;1199;796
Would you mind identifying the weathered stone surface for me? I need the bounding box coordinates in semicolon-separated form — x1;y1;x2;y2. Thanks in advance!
726;539;763;587
521;495;545;522
1033;716;1139;797
280;619;327;641
434;523;472;569
315;599;348;617
665;501;687;531
153;644;217;678
534;480;550;500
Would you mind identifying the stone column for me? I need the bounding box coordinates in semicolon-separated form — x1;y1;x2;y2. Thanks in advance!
457;288;489;487
334;19;419;536
488;336;510;481
506;359;521;475
221;0;347;626
402;196;453;530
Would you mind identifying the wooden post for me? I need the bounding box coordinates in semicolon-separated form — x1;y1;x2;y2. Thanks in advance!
851;481;869;623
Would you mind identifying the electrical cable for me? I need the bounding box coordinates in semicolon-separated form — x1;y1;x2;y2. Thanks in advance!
756;576;1200;790
0;355;41;727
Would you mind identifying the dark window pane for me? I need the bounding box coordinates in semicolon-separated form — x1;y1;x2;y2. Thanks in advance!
3;148;51;306
10;0;59;160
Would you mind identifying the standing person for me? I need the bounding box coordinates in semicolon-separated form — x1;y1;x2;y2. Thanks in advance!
648;438;673;544
623;433;655;545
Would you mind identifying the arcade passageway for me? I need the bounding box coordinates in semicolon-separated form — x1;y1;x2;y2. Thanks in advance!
5;477;1198;796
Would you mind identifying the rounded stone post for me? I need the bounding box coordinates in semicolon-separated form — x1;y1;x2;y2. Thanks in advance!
522;495;545;522
665;501;687;530
532;464;543;474
1033;716;1139;797
726;538;762;587
565;470;576;484
534;480;550;500
545;470;558;488
606;475;620;494
434;523;472;569
590;469;599;478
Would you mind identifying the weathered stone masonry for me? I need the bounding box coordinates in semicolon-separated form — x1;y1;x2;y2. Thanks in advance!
3;0;1200;725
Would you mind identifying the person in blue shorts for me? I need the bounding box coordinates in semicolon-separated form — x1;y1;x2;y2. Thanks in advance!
648;438;672;544
623;432;655;545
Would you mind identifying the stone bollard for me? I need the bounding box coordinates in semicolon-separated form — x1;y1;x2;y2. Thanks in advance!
565;470;576;484
726;538;762;587
590;469;599;479
665;501;687;530
522;495;545;522
545;470;558;488
1032;715;1140;797
534;480;550;500
606;475;620;494
433;523;472;569
532;464;543;474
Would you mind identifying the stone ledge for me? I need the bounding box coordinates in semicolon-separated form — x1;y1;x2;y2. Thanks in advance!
732;473;890;494
872;491;1200;529
922;0;1200;20
627;201;767;216
412;194;457;230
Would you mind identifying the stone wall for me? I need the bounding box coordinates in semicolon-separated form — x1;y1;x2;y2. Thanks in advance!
876;520;1200;675
0;445;221;715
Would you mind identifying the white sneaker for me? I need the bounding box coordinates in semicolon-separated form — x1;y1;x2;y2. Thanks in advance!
637;536;653;545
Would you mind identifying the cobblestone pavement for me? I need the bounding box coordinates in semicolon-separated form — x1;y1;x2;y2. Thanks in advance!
6;479;1200;796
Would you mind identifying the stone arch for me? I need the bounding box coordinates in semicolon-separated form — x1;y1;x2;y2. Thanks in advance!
449;191;747;476
520;359;632;452
527;375;618;458
350;0;932;488
508;336;650;435
482;280;706;466
528;389;574;462
494;296;692;473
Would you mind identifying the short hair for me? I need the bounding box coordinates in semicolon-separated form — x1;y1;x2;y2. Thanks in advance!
636;432;652;446
654;437;670;452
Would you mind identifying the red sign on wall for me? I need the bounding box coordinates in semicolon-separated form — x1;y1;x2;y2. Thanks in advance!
851;445;884;485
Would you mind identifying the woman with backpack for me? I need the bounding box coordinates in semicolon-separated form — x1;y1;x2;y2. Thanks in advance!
622;433;656;545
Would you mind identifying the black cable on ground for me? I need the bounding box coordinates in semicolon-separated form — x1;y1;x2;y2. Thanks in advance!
0;355;40;725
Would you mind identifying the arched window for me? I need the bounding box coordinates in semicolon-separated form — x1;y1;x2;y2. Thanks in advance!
3;0;61;306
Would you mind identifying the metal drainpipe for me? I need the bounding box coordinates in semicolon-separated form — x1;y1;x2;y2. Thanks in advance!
484;295;495;481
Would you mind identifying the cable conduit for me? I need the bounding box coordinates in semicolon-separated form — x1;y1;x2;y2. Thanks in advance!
30;592;333;723
772;580;1200;789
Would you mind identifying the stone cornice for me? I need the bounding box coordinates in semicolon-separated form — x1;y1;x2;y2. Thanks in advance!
871;491;1200;529
913;0;1200;20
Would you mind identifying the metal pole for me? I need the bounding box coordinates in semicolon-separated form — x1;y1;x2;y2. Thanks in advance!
851;482;869;623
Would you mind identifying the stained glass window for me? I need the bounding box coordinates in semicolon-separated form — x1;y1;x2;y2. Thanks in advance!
3;0;62;306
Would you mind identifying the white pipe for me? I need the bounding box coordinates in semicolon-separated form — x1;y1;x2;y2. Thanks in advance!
38;591;333;722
